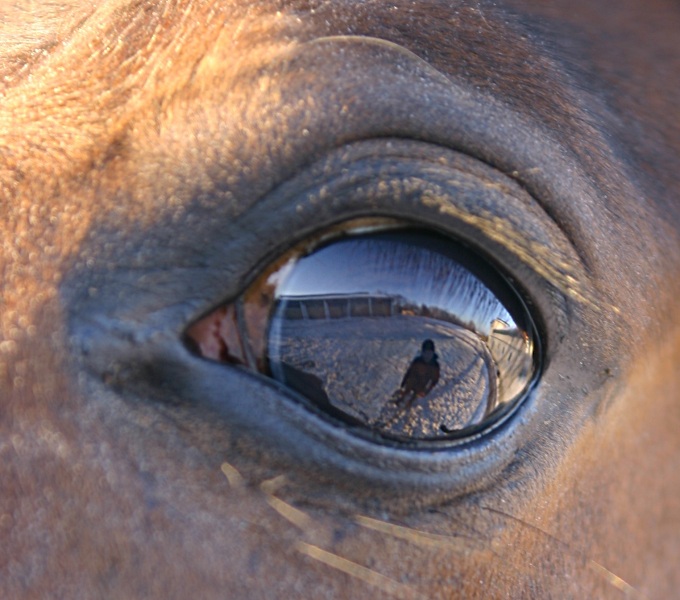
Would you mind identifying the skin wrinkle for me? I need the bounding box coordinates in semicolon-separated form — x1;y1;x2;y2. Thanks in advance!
267;33;622;290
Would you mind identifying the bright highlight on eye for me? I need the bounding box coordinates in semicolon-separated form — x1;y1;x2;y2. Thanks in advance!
186;225;540;444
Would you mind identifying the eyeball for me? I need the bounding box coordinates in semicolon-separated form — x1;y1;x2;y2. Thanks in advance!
186;223;540;445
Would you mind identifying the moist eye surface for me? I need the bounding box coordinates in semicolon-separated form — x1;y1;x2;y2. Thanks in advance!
187;227;540;444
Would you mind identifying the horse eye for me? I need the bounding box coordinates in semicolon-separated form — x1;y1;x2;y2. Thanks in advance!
186;223;540;445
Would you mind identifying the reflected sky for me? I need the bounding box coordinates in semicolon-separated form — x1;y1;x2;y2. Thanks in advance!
272;232;514;336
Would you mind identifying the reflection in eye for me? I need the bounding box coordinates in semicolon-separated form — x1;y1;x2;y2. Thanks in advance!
186;226;540;444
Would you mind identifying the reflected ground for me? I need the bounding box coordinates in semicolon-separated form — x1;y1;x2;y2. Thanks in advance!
271;315;495;439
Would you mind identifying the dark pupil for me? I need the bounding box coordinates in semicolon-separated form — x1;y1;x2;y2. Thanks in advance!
267;230;537;442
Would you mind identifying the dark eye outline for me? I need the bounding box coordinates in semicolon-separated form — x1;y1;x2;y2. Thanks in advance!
167;134;589;504
71;130;591;502
184;217;544;449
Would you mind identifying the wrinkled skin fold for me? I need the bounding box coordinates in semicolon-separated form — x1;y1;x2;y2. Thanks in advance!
1;0;679;598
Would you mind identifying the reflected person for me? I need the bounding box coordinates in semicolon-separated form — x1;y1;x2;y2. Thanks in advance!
393;339;441;412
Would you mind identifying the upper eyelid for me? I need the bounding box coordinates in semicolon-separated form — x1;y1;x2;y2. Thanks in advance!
138;136;584;343
419;183;594;308
84;35;605;323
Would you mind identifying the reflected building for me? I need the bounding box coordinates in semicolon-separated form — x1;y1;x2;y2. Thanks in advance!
278;292;473;331
487;318;534;405
279;293;398;320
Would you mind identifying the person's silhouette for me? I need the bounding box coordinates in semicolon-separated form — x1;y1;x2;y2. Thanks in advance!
393;339;441;411
373;339;441;430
